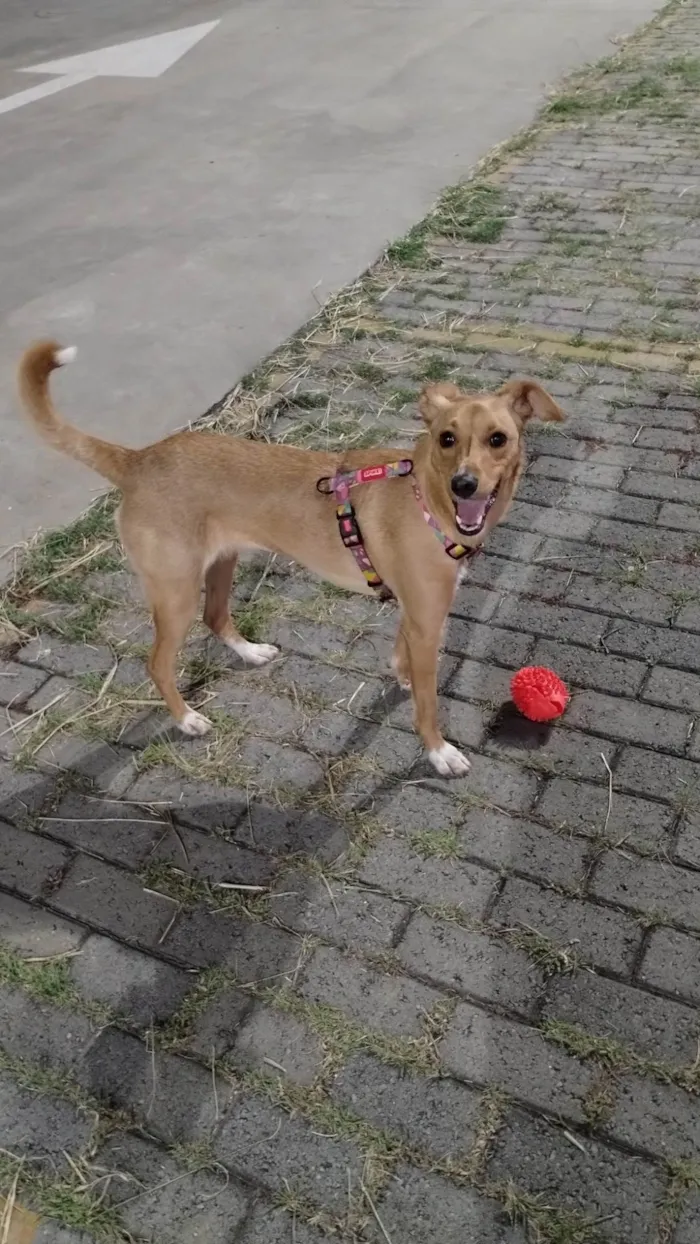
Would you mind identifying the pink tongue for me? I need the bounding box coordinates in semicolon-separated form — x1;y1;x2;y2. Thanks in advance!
457;498;488;527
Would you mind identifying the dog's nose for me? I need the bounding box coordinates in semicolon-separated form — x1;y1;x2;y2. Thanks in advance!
451;472;479;498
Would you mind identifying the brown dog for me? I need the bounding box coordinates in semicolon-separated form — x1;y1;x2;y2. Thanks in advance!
18;342;564;776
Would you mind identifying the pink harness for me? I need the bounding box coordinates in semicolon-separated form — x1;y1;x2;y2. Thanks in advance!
316;458;479;600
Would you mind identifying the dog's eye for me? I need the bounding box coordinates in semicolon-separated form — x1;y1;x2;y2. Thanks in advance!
489;431;508;448
439;431;456;448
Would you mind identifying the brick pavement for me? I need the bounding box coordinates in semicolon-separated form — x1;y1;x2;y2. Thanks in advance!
2;1;700;1241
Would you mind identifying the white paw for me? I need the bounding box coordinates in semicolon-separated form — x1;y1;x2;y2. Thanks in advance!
179;708;213;737
390;655;411;690
428;741;471;778
226;639;279;666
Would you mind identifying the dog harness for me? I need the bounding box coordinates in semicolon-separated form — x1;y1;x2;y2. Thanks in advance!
316;458;480;599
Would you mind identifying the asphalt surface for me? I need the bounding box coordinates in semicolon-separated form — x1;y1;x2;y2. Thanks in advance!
0;0;661;558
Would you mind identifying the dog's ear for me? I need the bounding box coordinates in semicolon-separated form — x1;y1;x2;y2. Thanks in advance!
498;379;565;425
419;382;462;425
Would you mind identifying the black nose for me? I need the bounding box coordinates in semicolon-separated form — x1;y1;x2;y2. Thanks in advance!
451;472;478;499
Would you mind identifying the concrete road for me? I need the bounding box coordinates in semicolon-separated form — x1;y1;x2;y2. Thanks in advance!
0;0;660;557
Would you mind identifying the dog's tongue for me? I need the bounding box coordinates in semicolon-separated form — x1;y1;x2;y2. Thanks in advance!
457;497;489;529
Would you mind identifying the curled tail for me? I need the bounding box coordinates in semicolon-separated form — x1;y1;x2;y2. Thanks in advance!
17;340;135;487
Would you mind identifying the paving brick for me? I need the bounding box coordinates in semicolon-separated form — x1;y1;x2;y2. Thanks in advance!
397;914;543;1015
566;690;690;754
232;1005;322;1085
466;554;571;603
677;601;700;634
0;985;97;1068
334;726;422;807
358;835;497;916
676;813;700;869
639;926;700;1005
41;789;165;868
300;944;443;1038
494;599;607;648
531;638;646;698
0;820;70;899
125;766;249;833
537;776;674;852
492;877;641;974
487;1109;663;1244
450;752;540;813
34;736;136;797
457;808;587;887
237;737;325;793
488;722;618;783
443;618;534;667
271;874;408;950
165;908;302;978
623;471;700;504
657;500;700;532
566;578;670;626
676;1195;700;1244
237;1206;325;1244
53;855;176;947
607;1075;700;1161
0;891;85;957
614;746;700;804
151;824;276;887
17;635;114;677
187;985;253;1058
448;584;501;624
233;800;350;862
592;853;700;932
593;517;692;559
77;1028;232;1142
70;935;193;1027
378;785;463;835
23;674;92;716
543;973;699;1067
0;660;48;707
506;499;595;541
371;1165;526;1244
530;456;624;489
98;1132;249;1243
214;1091;364;1213
0;1073;94;1169
643;665;700;712
0;762;57;827
333;1054;481;1156
604;620;700;672
443;1000;591;1120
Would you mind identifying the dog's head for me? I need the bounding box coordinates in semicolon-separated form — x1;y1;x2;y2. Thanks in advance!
418;378;565;538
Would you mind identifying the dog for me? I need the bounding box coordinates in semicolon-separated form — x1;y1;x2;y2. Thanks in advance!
18;342;564;776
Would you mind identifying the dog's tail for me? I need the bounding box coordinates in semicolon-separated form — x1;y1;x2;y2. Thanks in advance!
17;341;135;487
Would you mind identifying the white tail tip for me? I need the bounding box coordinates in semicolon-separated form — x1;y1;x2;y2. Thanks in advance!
55;346;77;367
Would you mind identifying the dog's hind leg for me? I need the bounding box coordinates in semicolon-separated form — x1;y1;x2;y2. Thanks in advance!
203;554;278;666
145;575;209;735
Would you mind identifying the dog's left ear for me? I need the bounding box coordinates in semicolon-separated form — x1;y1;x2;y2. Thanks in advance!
419;381;462;425
498;379;565;425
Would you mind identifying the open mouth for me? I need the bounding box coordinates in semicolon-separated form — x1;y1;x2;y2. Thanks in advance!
453;484;499;537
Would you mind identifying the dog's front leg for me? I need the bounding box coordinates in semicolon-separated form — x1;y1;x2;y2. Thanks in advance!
403;615;470;778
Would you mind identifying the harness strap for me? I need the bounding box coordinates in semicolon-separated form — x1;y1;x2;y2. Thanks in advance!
412;481;480;564
316;458;479;597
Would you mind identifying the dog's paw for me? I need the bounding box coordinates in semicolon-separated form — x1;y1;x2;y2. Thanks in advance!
228;639;279;666
179;709;213;737
428;741;471;778
390;655;411;691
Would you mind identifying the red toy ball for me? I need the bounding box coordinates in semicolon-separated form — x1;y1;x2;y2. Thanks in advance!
511;666;569;723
